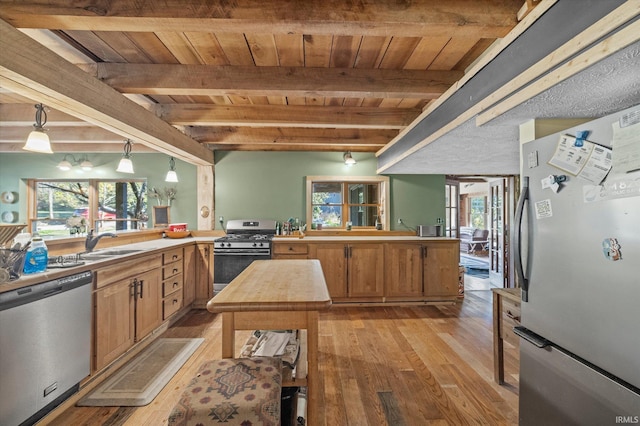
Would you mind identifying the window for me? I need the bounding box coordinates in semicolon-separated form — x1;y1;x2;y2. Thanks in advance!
469;196;487;229
28;179;148;238
306;176;389;229
444;180;459;238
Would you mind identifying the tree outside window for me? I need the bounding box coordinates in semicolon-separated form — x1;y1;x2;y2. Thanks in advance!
29;179;148;238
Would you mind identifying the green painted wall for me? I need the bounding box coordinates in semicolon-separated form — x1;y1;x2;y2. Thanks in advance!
214;151;445;230
0;151;445;232
0;153;197;228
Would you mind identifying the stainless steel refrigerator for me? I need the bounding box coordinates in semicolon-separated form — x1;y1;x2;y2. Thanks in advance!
514;105;640;425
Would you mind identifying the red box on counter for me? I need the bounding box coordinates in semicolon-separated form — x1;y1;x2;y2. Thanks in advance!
168;223;187;231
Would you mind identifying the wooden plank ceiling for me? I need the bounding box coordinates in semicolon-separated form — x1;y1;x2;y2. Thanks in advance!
0;0;534;158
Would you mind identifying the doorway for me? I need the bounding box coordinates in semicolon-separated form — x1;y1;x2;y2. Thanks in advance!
453;176;516;290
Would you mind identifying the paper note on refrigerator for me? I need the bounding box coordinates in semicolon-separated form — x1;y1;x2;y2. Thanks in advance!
611;119;640;173
548;134;612;184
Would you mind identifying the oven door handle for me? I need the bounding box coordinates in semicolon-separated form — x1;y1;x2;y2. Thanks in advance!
214;250;271;256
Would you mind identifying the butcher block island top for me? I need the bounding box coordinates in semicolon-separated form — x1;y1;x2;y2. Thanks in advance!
207;259;332;313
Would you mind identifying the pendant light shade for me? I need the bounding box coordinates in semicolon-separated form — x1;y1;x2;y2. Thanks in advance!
116;139;134;173
57;154;93;171
165;157;179;182
343;151;356;166
23;104;53;154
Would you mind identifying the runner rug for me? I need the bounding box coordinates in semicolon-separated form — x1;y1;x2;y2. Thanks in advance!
78;338;204;407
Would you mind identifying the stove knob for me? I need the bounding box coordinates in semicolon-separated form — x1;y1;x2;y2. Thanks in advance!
259;242;264;247
252;242;257;247
226;242;231;248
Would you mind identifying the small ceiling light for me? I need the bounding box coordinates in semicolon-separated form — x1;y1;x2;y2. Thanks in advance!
80;159;93;171
343;151;356;166
57;157;72;171
57;154;93;171
23;103;53;154
116;139;134;174
165;157;179;182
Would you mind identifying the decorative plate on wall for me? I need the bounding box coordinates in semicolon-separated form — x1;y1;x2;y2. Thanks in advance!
1;192;17;204
1;211;18;223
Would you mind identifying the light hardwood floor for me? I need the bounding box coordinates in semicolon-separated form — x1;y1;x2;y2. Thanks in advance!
48;290;520;426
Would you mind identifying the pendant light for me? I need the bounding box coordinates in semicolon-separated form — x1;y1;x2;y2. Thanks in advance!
116;139;134;173
23;104;53;154
57;154;93;171
165;157;179;182
343;151;356;166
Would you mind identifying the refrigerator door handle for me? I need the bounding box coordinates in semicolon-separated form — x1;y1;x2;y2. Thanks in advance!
514;326;550;348
514;176;530;302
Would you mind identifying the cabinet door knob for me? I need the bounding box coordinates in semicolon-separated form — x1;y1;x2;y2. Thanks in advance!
172;254;178;259
506;311;520;322
173;268;178;274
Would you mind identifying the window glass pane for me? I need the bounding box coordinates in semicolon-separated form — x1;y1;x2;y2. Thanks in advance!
348;183;378;204
312;205;342;227
97;180;147;232
35;181;89;237
312;182;342;203
349;205;378;227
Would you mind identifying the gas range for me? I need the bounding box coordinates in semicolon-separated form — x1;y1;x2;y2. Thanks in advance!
213;219;277;294
214;219;276;252
214;234;273;250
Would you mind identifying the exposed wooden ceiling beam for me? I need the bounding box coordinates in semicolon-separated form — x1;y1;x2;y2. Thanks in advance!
187;127;395;149
0;0;520;37
155;104;419;129
82;63;463;99
0;19;213;165
208;144;379;152
0;125;122;142
0;142;156;153
0;104;86;126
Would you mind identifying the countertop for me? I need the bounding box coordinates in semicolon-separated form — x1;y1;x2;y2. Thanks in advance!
0;236;217;294
274;236;458;242
207;259;331;313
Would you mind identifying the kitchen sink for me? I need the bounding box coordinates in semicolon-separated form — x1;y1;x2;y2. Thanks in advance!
78;249;143;260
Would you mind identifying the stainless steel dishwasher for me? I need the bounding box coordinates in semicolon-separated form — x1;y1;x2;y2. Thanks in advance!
0;270;92;426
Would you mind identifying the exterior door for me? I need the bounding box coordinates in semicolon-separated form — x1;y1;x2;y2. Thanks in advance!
445;180;459;238
490;179;510;287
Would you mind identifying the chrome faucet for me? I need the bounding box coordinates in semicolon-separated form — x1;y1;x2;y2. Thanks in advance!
85;229;117;252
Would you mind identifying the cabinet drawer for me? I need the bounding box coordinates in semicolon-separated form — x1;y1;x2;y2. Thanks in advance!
96;254;162;289
273;243;308;255
163;292;183;319
163;248;183;264
163;275;183;297
163;261;183;280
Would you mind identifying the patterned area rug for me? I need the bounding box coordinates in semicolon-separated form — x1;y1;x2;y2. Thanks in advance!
78;338;204;407
460;254;490;279
168;357;282;426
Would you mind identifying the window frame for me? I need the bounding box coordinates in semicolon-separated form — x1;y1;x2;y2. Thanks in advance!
306;176;389;230
27;178;148;238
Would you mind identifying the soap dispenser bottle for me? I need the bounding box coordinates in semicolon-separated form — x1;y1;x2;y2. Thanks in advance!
23;236;48;274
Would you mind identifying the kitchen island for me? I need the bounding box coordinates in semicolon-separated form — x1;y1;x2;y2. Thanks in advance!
207;259;332;426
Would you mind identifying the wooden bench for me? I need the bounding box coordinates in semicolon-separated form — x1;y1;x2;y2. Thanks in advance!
168;357;282;426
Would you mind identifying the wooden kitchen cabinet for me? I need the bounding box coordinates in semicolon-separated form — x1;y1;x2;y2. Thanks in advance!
385;241;459;301
272;241;308;259
423;241;458;298
93;253;162;372
161;247;183;320
182;244;197;306
348;243;384;299
308;242;384;301
194;243;213;308
384;243;424;298
308;243;347;299
94;279;135;372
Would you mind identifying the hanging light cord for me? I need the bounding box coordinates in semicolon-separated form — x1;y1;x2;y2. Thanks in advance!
123;139;132;157
34;103;47;130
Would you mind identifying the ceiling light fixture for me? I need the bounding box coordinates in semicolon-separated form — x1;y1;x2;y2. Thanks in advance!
23;103;53;154
57;154;93;171
343;151;356;166
116;139;134;173
165;157;179;182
